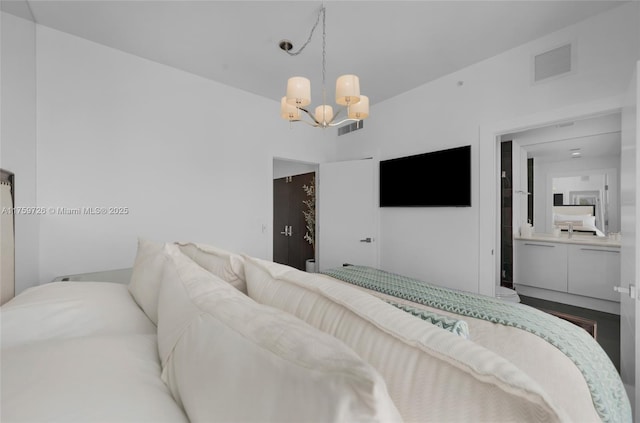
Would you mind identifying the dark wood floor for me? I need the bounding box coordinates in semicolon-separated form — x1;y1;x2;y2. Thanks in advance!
519;295;620;373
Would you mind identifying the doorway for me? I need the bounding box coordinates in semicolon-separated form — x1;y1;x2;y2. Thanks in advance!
496;112;623;370
273;159;318;271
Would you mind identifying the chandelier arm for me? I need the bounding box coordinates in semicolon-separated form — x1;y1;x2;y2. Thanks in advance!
297;107;321;125
282;6;325;57
294;119;320;127
327;118;362;127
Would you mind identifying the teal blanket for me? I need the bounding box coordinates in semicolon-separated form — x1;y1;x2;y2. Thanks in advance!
322;265;631;423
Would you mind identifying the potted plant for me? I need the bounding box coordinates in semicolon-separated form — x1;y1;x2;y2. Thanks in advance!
302;176;316;272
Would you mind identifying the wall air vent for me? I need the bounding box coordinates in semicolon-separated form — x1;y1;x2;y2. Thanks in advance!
338;120;364;136
533;43;573;83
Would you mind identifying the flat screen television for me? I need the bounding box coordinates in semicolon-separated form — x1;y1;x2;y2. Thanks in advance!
379;145;471;207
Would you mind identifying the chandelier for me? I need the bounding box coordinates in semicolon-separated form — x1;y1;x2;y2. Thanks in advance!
279;6;369;128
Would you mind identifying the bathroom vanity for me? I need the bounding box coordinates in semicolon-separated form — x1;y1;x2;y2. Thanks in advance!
514;233;621;314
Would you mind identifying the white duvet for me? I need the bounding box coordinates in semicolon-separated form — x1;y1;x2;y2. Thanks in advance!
0;282;188;423
1;281;156;348
344;283;602;423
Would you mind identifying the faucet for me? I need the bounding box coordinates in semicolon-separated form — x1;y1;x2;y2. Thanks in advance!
568;222;573;239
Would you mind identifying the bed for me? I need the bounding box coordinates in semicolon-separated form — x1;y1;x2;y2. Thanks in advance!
321;264;630;423
553;204;605;236
1;239;631;423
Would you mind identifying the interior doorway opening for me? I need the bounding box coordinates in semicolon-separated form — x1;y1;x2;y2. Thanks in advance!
497;112;623;371
272;158;318;271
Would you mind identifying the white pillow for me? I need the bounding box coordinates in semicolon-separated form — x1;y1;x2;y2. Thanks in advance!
175;241;246;293
582;215;597;228
156;244;229;367
157;244;402;423
244;256;567;423
127;237;167;325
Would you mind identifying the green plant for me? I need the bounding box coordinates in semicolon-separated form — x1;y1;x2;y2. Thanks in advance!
302;176;315;253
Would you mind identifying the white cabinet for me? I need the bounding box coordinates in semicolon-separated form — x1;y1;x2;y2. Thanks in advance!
515;239;620;303
515;241;567;292
568;245;620;302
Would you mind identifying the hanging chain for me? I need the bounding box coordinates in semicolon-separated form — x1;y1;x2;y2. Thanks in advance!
321;5;326;109
282;4;330;124
321;5;326;81
282;6;325;58
282;6;327;108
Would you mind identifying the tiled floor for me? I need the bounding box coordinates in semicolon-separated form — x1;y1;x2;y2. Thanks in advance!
519;295;620;373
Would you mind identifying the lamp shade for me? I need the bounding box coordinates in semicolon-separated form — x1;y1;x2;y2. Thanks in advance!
314;105;334;124
348;95;369;120
286;77;311;107
335;74;360;106
280;97;300;121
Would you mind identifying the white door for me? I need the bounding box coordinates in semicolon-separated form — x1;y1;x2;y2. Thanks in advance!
318;158;377;271
619;62;639;415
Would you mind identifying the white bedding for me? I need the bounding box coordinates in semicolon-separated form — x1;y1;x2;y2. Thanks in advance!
244;256;571;422
342;283;602;422
1;244;620;423
1;334;188;423
1;281;156;348
0;282;187;423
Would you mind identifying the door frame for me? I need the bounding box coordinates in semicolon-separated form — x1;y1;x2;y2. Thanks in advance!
271;157;319;265
621;64;640;415
478;95;625;298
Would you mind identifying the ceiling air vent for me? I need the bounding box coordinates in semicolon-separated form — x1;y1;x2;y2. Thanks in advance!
338;120;364;136
533;43;573;83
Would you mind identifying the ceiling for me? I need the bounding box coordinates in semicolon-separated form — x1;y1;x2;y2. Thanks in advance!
507;113;622;163
1;0;628;106
523;131;621;163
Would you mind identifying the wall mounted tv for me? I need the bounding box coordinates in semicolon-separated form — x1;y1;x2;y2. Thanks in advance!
379;145;471;207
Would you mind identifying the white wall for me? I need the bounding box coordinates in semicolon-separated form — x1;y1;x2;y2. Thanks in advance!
334;3;639;293
35;25;330;284
11;3;640;292
0;12;38;294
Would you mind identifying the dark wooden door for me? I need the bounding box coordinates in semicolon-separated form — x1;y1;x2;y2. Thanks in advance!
273;172;315;271
273;177;290;265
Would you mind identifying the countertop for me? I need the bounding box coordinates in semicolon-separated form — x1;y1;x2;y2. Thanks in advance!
514;232;621;248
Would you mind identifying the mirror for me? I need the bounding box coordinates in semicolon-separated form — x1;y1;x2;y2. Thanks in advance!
550;172;610;235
